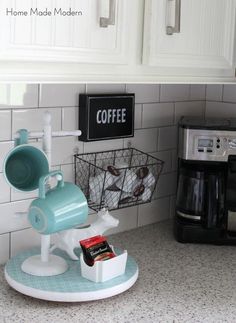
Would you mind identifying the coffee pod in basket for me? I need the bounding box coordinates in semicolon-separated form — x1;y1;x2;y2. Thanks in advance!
89;171;116;192
116;169;137;193
90;188;103;205
141;187;152;202
133;183;145;197
119;192;132;204
107;165;121;177
89;173;105;191
136;167;149;180
104;185;121;209
143;172;156;188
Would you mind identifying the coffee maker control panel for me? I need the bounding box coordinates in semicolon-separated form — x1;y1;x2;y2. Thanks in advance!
179;128;236;161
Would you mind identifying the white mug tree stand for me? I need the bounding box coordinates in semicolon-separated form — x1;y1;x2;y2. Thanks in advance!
4;111;139;302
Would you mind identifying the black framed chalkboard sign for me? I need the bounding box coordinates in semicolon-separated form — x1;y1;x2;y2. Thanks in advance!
79;94;135;142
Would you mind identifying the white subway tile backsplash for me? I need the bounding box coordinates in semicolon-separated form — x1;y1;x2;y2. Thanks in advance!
152;150;172;174
11;228;41;257
63;207;137;236
126;84;160;103
3;82;234;256
0;110;11;140
84;138;123;154
155;172;177;199
171;150;178;172
205;101;236;118
223;85;236;102
160;85;190;102
86;84;126;94
0;173;10;204
0;84;38;109
206;85;223;101
52;136;83;166
62;107;78;131
190;85;206;100
61;163;74;182
12;108;61;134
40;84;85;107
124;128;158;153
108;207;138;234
0;141;14;172
142;103;174;128
174;101;205;124
134;104;142;129
10;188;38;203
0;234;9;264
158;126;178;151
138;197;170;226
0;199;32;234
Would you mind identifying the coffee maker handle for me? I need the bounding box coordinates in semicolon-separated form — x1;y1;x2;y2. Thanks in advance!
206;174;218;228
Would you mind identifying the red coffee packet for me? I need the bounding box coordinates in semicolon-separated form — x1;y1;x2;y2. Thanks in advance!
80;235;116;266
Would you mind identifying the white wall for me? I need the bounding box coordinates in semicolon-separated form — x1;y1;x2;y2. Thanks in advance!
0;83;230;264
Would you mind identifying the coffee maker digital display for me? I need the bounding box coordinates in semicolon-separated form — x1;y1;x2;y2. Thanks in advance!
175;117;236;244
198;139;213;148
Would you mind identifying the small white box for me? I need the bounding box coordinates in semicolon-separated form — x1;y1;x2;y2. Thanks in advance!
80;247;128;283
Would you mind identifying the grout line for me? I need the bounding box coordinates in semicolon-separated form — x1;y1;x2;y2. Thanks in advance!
1;226;31;236
137;99;205;105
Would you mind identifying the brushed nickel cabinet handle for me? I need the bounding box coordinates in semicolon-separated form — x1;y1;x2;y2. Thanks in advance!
100;0;116;28
166;0;181;35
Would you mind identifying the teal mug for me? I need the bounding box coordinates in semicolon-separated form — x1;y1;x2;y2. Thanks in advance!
28;170;88;235
3;129;49;192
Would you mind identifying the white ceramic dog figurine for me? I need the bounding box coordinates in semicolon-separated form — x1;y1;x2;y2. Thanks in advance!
51;208;119;260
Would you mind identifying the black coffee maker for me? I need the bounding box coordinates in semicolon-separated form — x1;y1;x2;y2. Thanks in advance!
175;117;236;244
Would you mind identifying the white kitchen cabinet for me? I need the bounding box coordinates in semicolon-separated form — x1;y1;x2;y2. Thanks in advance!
143;0;236;77
0;0;130;65
0;0;235;82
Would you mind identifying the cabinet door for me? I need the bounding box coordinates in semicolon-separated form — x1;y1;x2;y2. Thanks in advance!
143;0;236;77
0;0;130;65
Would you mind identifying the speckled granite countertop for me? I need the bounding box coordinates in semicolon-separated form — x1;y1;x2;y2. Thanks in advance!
0;220;236;323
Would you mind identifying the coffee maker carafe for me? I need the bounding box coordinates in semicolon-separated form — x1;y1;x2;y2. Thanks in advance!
175;117;236;244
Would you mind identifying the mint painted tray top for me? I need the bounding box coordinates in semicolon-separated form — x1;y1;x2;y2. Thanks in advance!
5;247;139;302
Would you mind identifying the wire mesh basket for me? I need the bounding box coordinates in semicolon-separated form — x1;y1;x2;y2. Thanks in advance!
74;148;164;212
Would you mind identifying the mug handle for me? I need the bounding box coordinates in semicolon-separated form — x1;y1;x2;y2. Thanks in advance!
39;170;64;199
15;129;29;147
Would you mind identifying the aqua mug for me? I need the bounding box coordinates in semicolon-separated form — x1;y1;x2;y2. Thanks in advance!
3;129;49;192
28;170;88;235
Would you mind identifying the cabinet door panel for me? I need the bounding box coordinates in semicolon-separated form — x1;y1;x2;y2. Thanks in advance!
143;0;236;75
0;0;130;64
